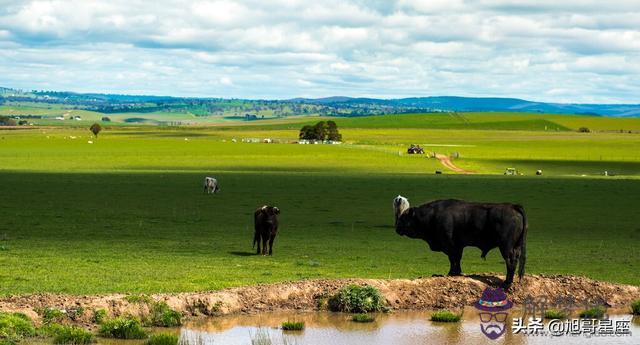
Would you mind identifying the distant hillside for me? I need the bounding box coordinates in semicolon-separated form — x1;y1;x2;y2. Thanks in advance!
2;86;639;117
291;96;640;117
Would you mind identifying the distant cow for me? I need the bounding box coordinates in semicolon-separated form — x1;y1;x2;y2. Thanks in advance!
253;205;280;256
395;199;527;289
203;177;220;194
393;195;410;225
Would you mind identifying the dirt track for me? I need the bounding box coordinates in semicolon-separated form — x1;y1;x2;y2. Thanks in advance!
1;274;638;327
435;153;474;174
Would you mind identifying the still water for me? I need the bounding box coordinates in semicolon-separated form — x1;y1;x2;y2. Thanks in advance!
177;309;639;345
26;309;640;344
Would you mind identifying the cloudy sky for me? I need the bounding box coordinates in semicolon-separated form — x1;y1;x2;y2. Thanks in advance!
0;0;639;103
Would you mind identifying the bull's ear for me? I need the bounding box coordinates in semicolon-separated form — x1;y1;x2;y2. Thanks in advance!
273;207;280;215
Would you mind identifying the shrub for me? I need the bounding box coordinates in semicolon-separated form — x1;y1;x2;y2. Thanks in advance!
67;307;85;321
51;325;95;344
544;309;568;319
351;313;375;323
632;300;640;315
430;310;462;322
98;317;147;339
38;307;65;324
0;312;36;344
281;321;304;331
579;306;606;318
328;285;385;313
37;323;66;337
148;302;182;327
145;333;179;345
578;127;591;133
92;309;107;324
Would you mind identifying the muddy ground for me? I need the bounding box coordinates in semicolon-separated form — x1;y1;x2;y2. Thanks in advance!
1;274;638;327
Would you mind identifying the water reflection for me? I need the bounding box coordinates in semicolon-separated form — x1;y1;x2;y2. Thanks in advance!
180;309;639;345
22;310;640;344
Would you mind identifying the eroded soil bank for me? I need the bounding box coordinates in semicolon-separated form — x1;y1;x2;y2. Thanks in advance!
1;274;638;327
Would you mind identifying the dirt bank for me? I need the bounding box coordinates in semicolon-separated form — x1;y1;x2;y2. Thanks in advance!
1;274;638;327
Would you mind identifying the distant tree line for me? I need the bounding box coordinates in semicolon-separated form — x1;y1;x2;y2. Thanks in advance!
299;121;342;141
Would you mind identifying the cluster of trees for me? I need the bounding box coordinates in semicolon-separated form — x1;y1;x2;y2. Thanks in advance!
0;116;16;126
299;121;342;141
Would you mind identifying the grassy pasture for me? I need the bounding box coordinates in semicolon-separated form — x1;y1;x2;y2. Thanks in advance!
0;114;639;295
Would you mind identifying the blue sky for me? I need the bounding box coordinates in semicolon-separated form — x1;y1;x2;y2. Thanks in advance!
0;0;639;103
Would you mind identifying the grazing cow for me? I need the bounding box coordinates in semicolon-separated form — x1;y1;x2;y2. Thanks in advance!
253;205;280;256
393;195;410;225
203;177;220;194
395;199;527;289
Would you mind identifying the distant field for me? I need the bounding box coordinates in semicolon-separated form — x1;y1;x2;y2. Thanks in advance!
208;112;640;132
0;115;638;295
4;101;640;132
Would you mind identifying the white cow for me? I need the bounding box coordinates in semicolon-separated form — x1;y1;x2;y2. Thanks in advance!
393;195;410;224
203;177;220;194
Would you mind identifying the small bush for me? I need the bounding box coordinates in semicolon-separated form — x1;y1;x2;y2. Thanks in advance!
51;325;95;344
351;313;375;323
38;307;66;324
281;321;304;331
579;306;606;318
38;323;65;337
148;302;182;327
92;309;107;324
145;333;179;345
544;309;568;319
98;317;147;339
328;285;385;313
430;310;462;322
0;312;36;344
631;300;640;315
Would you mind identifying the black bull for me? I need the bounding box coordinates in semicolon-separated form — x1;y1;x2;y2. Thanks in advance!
395;199;527;289
253;206;280;255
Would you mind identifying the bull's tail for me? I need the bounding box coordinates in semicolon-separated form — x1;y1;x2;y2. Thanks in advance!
515;204;528;281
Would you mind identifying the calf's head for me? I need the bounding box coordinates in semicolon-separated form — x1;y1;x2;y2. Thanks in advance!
395;208;420;238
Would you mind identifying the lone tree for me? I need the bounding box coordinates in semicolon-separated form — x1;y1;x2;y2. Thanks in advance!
90;123;102;137
299;121;342;141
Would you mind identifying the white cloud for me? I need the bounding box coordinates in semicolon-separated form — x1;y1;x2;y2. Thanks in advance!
0;0;638;102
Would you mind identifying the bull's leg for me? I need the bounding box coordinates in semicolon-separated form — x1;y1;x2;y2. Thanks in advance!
447;249;463;276
255;233;261;255
261;236;268;256
501;247;518;289
268;235;275;256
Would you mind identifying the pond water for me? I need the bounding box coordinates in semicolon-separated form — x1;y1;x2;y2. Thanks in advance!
26;309;640;344
177;309;639;345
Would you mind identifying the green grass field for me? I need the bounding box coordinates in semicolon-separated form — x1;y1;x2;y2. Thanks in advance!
0;113;639;295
